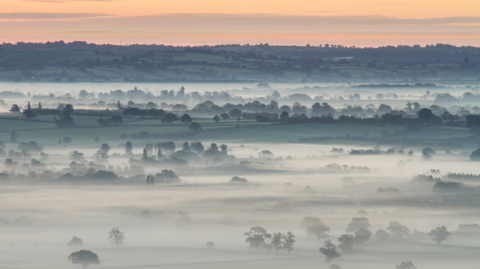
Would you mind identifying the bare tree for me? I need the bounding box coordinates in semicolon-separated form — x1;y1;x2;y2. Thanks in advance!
108;228;125;247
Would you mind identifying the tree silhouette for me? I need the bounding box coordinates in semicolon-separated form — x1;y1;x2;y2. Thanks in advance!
244;226;271;251
282;231;295;253
23;110;37;119
189;122;202;132
108;228;124;247
69;151;85;162
338;234;354;252
68;250;100;269
375;229;389;241
10;104;20;113
220;113;230;121
206;241;215;250
346;217;370;233
319;239;340;264
354;228;372;245
125;141;133;155
10;132;18;142
387;221;410;239
229;109;242;118
100;143;111;154
213;115;220;123
396;261;417;269
165;113;179;124
63;137;72;145
270;232;283;253
300;216;330;239
67;236;84;247
428;226;451;245
180;114;193;124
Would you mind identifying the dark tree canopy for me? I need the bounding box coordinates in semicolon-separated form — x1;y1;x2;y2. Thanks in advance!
23;110;37;119
319;239;340;264
189;122;202;132
180;114;193;124
68;250;100;269
428;226;451;245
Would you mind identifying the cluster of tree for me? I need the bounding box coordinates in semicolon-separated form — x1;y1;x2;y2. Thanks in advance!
67;227;124;268
244;227;295;253
97;116;123;126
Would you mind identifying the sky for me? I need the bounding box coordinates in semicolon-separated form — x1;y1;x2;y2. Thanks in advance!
1;0;479;47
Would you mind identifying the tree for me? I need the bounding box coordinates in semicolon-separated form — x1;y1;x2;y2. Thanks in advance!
100;143;111;154
188;122;202;132
67;236;84;247
69;150;85;162
190;142;204;153
65;104;74;113
280;111;289;121
68;250;100;269
375;229;389;241
470;148;480;161
23;110;37;119
180;114;192;124
229;109;242;118
319;239;340;264
108;228;124;247
346;217;370;233
270;232;283;253
206;241;215;250
282;231;295;253
10;131;18;142
10;104;20;113
63;136;72;145
54;112;75;127
165;113;179;124
428;226;451;245
38;102;42;109
125;141;133;155
300;216;330;239
396;261;417;269
157;149;164;159
27;102;31;109
220;113;230;121
213;115;220;123
338;234;354;252
79;90;88;98
354;228;372;245
244;226;271;251
220;144;227;154
387;221;410;239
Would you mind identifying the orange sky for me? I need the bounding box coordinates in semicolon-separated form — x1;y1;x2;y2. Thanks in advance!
1;0;480;46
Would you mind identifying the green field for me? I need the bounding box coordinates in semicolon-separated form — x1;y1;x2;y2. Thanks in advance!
0;112;475;145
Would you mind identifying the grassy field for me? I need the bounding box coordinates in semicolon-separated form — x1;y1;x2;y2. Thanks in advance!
1;48;469;82
196;123;407;143
0;112;474;145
